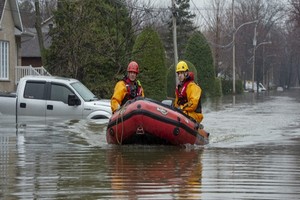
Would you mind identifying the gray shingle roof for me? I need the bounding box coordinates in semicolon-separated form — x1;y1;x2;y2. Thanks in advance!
0;0;23;31
21;28;52;57
0;0;5;22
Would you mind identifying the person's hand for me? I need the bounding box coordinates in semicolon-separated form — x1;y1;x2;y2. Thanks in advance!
112;105;121;114
177;105;183;110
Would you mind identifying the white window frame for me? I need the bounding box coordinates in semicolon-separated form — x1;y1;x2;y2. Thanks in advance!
0;41;9;80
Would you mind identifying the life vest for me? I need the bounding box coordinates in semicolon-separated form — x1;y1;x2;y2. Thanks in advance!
121;77;143;106
175;72;202;113
176;80;192;105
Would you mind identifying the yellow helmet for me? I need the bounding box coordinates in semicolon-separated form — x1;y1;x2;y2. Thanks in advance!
176;61;189;72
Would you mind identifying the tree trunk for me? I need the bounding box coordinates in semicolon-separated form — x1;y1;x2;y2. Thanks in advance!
35;0;45;65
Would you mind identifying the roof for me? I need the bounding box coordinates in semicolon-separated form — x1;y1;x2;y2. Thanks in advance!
0;0;23;32
21;17;53;57
21;28;52;57
0;1;4;22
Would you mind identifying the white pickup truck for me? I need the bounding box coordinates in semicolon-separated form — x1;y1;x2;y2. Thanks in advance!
0;76;112;124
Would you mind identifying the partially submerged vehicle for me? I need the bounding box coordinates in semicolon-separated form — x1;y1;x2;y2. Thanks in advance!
0;76;111;124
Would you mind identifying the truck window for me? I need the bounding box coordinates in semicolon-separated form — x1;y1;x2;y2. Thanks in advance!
71;81;97;101
24;82;46;100
50;84;74;104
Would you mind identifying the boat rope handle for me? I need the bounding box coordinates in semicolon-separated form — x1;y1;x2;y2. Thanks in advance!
115;100;133;144
115;105;126;145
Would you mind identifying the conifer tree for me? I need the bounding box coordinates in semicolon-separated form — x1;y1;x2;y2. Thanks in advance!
44;0;134;98
132;27;167;101
184;31;216;97
161;0;197;61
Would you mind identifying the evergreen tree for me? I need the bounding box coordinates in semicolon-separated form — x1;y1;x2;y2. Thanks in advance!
184;31;216;97
160;0;197;62
44;0;134;98
132;27;167;101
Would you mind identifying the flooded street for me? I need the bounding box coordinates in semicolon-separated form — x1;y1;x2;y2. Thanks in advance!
1;89;300;199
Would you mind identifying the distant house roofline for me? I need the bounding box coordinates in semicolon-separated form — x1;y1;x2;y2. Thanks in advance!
0;0;5;26
0;0;23;33
11;0;23;32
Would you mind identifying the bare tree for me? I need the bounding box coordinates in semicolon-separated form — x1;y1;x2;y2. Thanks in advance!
19;0;57;27
287;0;300;86
206;0;285;88
34;0;44;55
202;0;228;77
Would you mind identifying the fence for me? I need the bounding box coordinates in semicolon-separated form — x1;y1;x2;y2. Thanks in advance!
15;65;51;85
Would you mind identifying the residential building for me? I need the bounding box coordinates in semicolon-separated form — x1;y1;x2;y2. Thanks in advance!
0;0;23;92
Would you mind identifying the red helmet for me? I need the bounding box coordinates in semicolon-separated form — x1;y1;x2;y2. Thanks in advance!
127;61;139;74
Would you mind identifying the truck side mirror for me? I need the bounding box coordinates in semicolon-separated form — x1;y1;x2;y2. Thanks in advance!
68;94;81;106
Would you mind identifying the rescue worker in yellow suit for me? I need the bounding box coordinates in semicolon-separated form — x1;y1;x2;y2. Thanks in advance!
111;61;144;113
174;61;203;123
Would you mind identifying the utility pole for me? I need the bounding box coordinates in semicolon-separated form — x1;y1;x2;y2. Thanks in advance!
232;0;236;94
252;24;257;92
172;0;179;85
232;19;257;93
262;45;265;86
215;2;221;77
252;40;271;92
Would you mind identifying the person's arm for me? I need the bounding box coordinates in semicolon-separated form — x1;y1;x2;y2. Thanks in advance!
111;81;127;113
182;83;201;112
137;80;144;97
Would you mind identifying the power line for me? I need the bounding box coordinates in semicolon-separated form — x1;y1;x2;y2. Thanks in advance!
190;0;210;25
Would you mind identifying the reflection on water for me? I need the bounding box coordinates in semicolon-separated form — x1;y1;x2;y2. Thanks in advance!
106;147;204;199
1;89;300;199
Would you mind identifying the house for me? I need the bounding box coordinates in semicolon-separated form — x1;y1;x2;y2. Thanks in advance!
0;0;23;92
0;0;50;92
21;16;53;67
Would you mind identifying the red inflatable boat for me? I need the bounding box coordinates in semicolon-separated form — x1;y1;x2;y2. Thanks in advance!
106;97;209;145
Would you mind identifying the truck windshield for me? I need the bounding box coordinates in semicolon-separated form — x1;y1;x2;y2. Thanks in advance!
71;82;98;101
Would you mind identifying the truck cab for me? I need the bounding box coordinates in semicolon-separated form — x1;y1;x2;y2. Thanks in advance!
15;76;111;124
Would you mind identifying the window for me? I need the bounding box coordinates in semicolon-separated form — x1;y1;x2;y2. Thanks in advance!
50;84;74;104
24;82;46;100
71;81;97;101
0;41;9;80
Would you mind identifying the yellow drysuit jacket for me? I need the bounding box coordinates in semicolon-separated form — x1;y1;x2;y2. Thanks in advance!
111;80;144;113
174;81;203;123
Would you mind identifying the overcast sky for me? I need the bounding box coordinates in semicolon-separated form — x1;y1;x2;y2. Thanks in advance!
141;0;289;30
139;0;212;28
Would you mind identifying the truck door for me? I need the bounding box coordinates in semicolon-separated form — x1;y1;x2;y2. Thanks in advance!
18;81;47;123
46;83;83;120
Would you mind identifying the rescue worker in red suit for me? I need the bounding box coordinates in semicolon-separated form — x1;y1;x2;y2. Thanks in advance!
111;61;144;113
174;61;203;123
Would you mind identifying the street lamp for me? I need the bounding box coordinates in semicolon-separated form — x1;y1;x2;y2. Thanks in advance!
232;20;258;94
251;25;272;92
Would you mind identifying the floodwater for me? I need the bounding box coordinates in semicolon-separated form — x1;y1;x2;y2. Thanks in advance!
1;88;300;200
